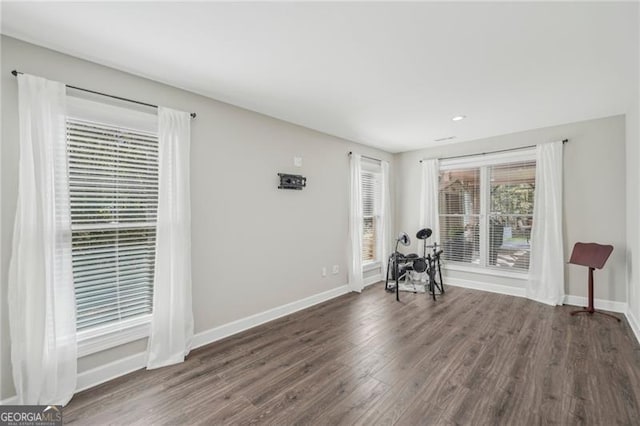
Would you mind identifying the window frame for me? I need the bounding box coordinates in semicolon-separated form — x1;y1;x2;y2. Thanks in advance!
361;161;383;268
76;314;152;357
439;148;536;276
67;95;159;357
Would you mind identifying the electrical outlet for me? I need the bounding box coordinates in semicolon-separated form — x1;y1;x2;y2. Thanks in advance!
321;267;327;277
294;156;303;167
332;265;339;274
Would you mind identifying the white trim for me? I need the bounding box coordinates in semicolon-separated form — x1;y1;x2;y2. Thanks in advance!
447;279;633;320
0;395;18;406
361;158;382;172
364;274;382;288
563;295;627;313
363;261;380;273
67;95;157;133
2;353;150;403
439;147;536;170
443;263;529;280
625;308;640;345
479;165;489;267
445;277;526;298
76;352;147;393
192;285;350;349
447;278;629;313
77;315;151;357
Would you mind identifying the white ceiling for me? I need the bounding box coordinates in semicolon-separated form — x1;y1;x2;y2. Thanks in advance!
1;2;638;153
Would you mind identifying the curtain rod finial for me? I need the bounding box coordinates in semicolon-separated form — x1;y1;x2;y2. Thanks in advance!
11;70;18;76
190;112;196;119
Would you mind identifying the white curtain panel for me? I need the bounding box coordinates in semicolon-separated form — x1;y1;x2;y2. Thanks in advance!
8;74;76;405
147;107;194;369
527;141;565;305
380;161;392;280
348;154;364;293
419;159;440;244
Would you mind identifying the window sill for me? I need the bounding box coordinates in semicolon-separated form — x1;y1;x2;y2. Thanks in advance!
77;315;152;358
442;263;529;280
363;261;381;273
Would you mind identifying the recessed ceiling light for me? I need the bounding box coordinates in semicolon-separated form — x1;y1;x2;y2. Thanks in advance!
452;115;466;121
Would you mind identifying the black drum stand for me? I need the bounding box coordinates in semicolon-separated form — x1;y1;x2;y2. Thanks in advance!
385;229;445;301
424;243;444;301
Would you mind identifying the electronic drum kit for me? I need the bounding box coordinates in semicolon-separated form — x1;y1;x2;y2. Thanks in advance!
385;228;444;301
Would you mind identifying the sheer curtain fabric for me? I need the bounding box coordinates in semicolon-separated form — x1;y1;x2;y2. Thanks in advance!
348;154;364;293
527;141;565;305
419;159;440;244
380;161;392;280
147;107;194;369
8;74;77;405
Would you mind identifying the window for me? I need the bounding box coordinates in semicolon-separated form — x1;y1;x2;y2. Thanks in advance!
439;151;536;272
439;168;481;265
66;97;159;351
361;162;382;264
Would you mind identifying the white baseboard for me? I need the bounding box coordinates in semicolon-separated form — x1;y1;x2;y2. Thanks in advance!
191;284;350;349
2;352;149;403
364;274;382;288
0;395;18;405
76;352;147;393
563;295;627;314
445;277;526;298
0;284;351;403
625;308;640;344
446;278;631;316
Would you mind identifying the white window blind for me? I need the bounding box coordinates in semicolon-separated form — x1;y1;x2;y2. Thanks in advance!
488;161;535;270
439;168;481;265
362;167;381;263
67;117;158;331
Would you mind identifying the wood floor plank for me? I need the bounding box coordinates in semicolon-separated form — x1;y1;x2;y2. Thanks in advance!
64;284;640;425
277;359;387;425
231;361;348;425
323;376;389;425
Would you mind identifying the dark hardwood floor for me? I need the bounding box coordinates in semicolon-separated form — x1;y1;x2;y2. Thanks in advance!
64;284;640;425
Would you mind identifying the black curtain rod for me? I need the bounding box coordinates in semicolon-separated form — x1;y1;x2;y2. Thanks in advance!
348;151;382;163
419;139;568;163
11;70;196;119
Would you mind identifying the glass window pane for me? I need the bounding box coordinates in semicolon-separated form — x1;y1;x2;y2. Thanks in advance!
362;217;376;262
439;214;480;265
490;161;536;215
489;161;535;271
68;118;158;331
439;168;481;265
361;168;381;264
488;215;532;271
439;168;481;215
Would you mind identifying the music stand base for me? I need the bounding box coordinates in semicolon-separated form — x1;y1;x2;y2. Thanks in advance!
570;307;621;322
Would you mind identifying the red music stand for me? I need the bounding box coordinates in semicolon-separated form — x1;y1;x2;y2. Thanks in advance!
568;242;620;322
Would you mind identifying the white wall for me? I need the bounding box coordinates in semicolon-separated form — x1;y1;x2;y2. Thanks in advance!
627;99;640;329
395;116;627;302
0;36;394;399
625;4;640;335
